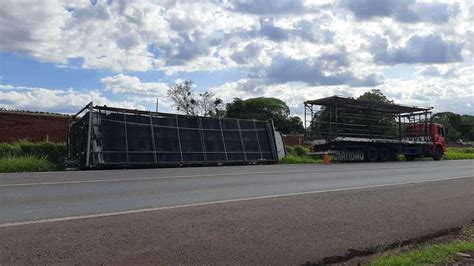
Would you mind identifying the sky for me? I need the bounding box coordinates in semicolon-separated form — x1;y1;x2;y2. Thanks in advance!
0;0;473;117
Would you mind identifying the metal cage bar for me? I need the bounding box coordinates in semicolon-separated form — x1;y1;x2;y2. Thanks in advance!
253;120;264;160
69;104;280;167
218;117;229;161
304;98;433;143
123;112;129;163
175;114;184;163
197;117;207;162
236;119;248;161
149;112;158;163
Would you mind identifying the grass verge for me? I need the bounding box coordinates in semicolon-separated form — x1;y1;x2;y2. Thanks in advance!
280;154;322;164
0;141;66;163
0;141;66;172
444;146;474;160
369;226;474;265
280;146;323;164
0;155;57;173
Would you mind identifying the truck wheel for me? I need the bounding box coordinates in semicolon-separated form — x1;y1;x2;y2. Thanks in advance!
404;154;415;161
366;146;378;162
378;147;390;162
432;146;443;161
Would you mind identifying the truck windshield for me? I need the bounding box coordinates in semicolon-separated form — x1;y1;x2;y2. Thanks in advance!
438;127;445;137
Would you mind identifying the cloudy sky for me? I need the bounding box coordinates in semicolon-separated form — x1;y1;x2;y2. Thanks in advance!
0;0;473;117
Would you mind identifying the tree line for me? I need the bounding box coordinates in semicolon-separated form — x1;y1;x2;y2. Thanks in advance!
167;80;304;133
167;80;473;141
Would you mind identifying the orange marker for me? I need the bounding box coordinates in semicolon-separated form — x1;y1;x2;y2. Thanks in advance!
323;151;330;165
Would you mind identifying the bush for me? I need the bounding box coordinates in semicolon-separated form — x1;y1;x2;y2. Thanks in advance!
31;141;67;163
281;146;320;164
285;146;295;156
17;141;36;156
0;141;66;164
0;143;21;157
0;155;56;173
293;146;309;157
280;155;321;164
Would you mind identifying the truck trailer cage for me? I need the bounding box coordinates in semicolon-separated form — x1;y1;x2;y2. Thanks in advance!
69;103;279;168
304;96;433;143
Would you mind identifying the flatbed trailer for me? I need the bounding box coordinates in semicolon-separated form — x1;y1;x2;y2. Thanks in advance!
304;96;447;162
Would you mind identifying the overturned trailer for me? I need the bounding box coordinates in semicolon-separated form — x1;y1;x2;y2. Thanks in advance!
69;103;283;168
304;96;447;162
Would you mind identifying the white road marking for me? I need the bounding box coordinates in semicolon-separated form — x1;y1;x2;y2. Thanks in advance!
0;175;471;228
1;163;471;187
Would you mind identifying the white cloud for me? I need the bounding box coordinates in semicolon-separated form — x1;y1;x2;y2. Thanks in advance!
417;65;457;78
211;63;474;117
1;0;471;73
342;0;459;24
0;0;472;117
371;34;463;65
0;1;70;64
226;0;321;15
0;84;145;113
0;0;170;71
101;74;168;97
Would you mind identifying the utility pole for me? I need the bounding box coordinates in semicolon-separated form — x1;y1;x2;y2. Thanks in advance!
156;98;159;112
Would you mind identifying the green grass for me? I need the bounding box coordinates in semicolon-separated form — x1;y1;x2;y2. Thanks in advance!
280;154;322;164
0;141;66;172
0;141;66;161
395;146;474;161
444;146;474;160
280;145;323;164
369;227;474;266
447;147;474;154
0;141;66;163
281;146;474;163
0;155;57;173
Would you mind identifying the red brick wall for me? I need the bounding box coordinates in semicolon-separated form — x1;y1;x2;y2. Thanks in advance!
283;134;305;147
0;111;70;143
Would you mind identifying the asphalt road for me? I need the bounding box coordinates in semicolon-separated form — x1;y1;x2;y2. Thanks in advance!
1;160;473;224
1;160;473;264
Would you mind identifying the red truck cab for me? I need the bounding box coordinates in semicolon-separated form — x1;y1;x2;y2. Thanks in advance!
431;123;447;160
405;122;446;160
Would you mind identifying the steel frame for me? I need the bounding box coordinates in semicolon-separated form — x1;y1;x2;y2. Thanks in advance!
69;103;278;168
304;98;433;143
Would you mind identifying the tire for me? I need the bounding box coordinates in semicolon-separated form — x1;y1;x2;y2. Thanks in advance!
378;147;390;162
404;154;416;161
366;146;378;162
432;146;443;161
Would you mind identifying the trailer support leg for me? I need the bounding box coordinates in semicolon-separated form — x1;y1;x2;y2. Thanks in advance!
85;103;93;167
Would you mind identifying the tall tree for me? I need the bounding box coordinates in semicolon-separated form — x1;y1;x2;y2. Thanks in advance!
357;89;393;104
225;97;303;133
167;80;223;117
226;97;290;120
278;116;304;134
357;89;396;137
433;112;474;142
